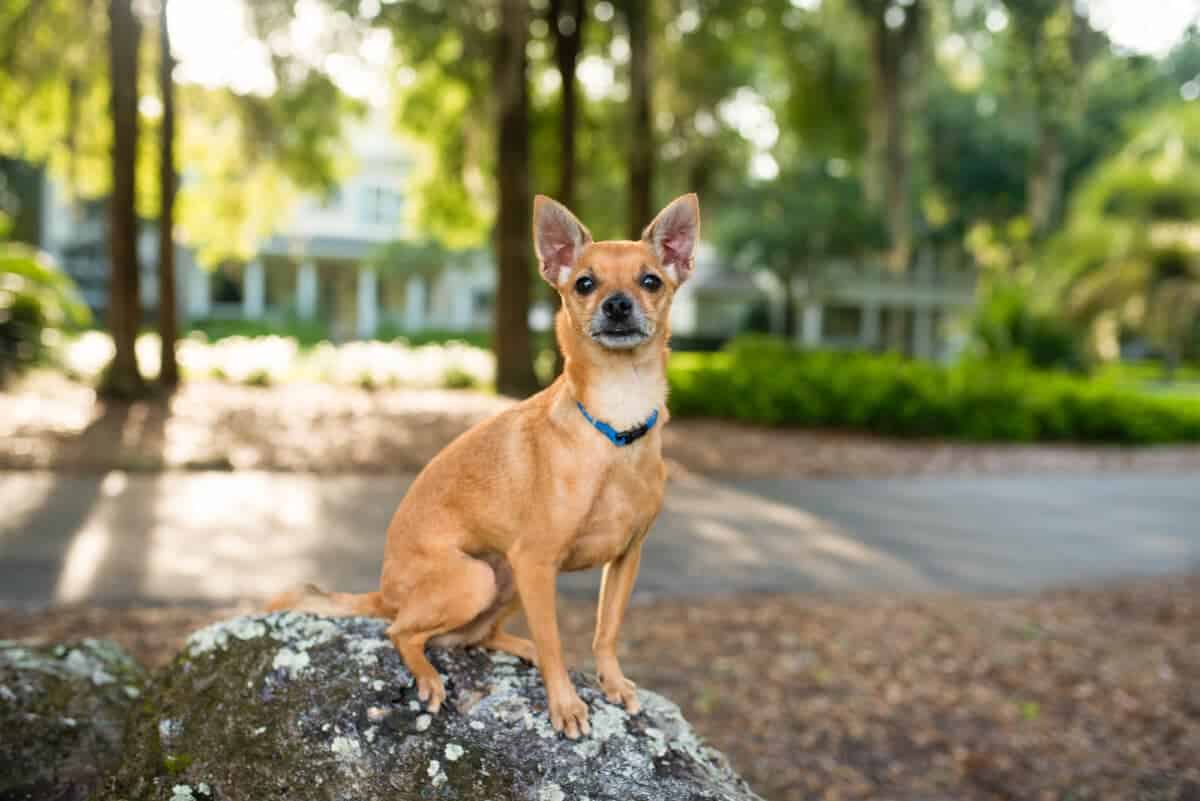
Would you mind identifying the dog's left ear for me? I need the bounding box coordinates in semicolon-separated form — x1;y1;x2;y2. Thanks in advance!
642;193;700;284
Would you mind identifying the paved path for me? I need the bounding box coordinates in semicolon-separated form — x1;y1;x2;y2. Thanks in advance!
1;471;1197;607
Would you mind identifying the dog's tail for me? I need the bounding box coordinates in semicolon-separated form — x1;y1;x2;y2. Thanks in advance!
265;583;393;619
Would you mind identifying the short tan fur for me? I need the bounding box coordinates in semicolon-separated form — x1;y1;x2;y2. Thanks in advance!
268;193;700;739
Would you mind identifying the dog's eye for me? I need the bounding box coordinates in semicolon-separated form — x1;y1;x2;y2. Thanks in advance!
574;275;596;295
639;274;662;292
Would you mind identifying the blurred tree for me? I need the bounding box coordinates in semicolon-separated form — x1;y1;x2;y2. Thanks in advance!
998;0;1098;238
157;0;178;387
338;0;545;393
548;0;586;209
770;0;868;161
1053;103;1200;376
1;0;352;396
545;0;585;377
102;0;146;398
657;0;761;206
493;0;538;396
619;0;653;240
849;0;926;275
716;164;886;338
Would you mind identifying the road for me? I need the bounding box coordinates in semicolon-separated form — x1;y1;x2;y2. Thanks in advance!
1;470;1197;606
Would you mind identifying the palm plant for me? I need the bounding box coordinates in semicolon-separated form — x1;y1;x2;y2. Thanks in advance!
0;219;91;382
1055;103;1200;376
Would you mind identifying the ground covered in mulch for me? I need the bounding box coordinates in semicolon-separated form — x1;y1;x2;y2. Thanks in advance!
3;576;1197;801
5;374;1200;477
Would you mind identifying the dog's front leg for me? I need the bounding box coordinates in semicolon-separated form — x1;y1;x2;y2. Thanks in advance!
510;554;591;739
593;541;643;714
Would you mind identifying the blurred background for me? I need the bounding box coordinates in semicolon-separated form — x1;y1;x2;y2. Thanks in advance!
2;1;1200;799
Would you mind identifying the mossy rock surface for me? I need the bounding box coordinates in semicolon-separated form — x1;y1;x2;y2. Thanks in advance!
103;613;763;801
0;638;147;801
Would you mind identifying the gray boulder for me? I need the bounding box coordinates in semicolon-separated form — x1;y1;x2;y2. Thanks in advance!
103;612;764;801
0;638;147;801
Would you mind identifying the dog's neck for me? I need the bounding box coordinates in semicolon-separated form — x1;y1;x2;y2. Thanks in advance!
558;316;667;432
569;353;666;432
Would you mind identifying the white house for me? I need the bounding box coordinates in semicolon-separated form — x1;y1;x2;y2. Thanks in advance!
40;109;974;356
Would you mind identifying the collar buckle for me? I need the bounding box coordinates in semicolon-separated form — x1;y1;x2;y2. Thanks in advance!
576;401;659;447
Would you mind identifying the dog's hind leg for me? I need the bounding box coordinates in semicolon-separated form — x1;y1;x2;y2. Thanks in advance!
477;560;536;663
383;551;498;714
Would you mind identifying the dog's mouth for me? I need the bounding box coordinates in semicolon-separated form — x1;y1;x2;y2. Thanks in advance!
591;325;651;350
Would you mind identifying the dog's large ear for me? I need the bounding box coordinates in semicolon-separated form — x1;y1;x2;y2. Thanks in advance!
642;193;699;283
533;195;592;286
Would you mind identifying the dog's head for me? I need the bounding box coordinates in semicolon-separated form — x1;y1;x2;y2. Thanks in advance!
533;194;699;353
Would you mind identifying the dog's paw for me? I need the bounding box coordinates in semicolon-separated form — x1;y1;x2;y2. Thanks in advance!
416;674;446;714
599;672;641;715
548;688;591;740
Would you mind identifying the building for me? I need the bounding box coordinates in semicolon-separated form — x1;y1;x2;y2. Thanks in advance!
38;112;974;356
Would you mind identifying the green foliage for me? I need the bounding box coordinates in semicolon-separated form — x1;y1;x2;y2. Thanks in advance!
373;325;491;349
0;216;90;381
367;239;469;278
441;365;479;389
667;336;1200;444
185;317;331;349
970;282;1085;370
717;163;886;279
1052;103;1200;362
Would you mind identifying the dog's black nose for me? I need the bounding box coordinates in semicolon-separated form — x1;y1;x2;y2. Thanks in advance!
602;293;634;322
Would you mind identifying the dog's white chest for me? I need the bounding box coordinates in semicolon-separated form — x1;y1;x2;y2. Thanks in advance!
584;367;665;431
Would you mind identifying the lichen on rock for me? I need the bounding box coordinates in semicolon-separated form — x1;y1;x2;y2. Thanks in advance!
100;612;764;801
0;638;147;801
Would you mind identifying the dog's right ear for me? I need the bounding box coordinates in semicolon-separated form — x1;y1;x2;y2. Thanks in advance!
533;195;592;286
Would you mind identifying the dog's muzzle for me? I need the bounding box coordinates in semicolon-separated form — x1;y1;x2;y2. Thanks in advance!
591;292;651;349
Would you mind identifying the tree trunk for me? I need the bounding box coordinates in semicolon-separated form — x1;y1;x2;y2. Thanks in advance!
158;0;179;387
548;0;585;379
1027;121;1063;239
100;0;146;399
492;0;538;397
622;0;653;239
781;273;798;340
550;0;584;209
859;0;921;273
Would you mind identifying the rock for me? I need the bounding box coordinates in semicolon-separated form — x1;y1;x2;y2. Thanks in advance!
0;638;147;801
102;613;764;801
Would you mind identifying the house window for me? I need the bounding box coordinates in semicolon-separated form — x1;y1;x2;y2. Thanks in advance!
361;186;403;225
823;306;863;340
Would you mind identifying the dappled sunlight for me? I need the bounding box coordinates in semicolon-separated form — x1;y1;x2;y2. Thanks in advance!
56;332;496;389
54;512;113;603
660;472;935;594
140;473;330;600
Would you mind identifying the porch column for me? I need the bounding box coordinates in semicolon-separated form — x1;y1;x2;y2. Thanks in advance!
243;259;265;318
356;265;378;339
913;305;934;360
186;264;210;318
296;260;318;320
801;302;823;348
861;302;881;349
452;278;473;329
405;275;426;331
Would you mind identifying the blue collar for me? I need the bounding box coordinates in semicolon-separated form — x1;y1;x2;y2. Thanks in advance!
576;401;659;447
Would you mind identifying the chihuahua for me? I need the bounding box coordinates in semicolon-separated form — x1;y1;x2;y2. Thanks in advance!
268;193;699;738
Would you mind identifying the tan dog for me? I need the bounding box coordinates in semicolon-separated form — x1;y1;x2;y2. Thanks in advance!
268;193;699;738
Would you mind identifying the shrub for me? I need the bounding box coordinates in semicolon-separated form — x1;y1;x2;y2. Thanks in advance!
667;337;1200;444
0;239;90;383
970;283;1085;371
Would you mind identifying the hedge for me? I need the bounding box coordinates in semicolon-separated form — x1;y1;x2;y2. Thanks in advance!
666;337;1200;444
